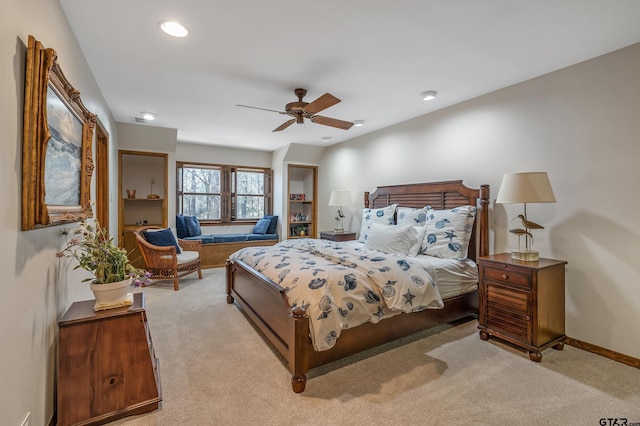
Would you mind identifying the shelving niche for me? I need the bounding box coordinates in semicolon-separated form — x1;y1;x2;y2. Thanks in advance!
118;150;168;268
287;164;317;239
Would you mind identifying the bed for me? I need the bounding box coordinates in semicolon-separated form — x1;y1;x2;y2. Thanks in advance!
226;180;490;392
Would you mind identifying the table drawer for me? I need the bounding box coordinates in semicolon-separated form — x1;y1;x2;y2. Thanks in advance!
483;264;531;289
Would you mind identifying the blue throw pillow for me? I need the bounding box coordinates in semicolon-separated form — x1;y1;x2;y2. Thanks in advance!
263;215;278;234
252;218;271;235
143;228;181;254
175;215;188;238
184;216;201;237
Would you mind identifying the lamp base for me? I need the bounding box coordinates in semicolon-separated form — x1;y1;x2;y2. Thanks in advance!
511;250;539;262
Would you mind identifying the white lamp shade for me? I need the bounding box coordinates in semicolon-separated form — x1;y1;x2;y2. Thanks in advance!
329;190;352;206
496;172;556;204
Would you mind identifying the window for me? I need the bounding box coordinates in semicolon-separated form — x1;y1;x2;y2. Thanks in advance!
177;162;272;224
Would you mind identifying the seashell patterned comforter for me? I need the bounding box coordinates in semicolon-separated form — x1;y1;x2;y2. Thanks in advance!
229;238;444;351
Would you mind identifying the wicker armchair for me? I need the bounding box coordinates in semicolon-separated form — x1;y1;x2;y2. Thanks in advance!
134;226;203;291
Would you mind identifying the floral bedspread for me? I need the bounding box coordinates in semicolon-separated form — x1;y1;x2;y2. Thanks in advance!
229;238;443;351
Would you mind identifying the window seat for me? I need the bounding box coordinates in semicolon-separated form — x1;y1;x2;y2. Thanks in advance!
176;215;279;269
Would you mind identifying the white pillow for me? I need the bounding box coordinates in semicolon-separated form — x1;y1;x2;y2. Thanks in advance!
364;222;418;256
396;206;429;226
410;225;426;257
420;206;476;259
358;204;397;242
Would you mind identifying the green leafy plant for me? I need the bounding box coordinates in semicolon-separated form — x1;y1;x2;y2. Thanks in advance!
57;219;149;286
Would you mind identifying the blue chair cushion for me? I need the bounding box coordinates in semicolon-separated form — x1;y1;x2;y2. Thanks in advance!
144;228;181;254
182;235;215;244
176;215;188;238
184;216;202;237
252;218;271;235
263;215;278;234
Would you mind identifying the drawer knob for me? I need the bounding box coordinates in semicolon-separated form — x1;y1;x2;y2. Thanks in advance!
502;274;508;279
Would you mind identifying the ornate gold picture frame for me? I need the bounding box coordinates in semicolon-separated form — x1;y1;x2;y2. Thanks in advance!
22;35;95;230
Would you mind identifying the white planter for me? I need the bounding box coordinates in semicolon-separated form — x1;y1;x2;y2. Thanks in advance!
90;277;132;308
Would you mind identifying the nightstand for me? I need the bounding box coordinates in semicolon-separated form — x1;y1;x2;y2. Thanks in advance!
319;230;356;242
478;253;567;362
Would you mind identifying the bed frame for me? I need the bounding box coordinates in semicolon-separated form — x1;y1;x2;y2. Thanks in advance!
226;180;490;392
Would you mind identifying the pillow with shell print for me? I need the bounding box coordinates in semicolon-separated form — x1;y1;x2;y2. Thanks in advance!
358;204;397;242
420;206;476;259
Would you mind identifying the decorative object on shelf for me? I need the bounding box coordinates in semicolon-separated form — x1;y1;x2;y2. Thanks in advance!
290;193;305;201
328;190;352;233
126;189;136;198
57;219;150;310
496;172;556;261
147;177;159;198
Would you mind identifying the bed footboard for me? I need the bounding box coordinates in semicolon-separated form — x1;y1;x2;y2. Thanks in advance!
226;259;313;392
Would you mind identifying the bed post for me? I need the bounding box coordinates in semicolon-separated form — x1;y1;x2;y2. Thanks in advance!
225;259;234;304
478;184;490;258
289;306;310;393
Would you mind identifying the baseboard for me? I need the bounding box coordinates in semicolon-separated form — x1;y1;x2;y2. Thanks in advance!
566;337;640;369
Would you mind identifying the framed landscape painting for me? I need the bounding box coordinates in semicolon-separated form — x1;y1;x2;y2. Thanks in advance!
22;35;95;230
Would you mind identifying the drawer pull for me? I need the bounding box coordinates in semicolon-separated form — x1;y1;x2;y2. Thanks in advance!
525;316;531;321
502;274;508;279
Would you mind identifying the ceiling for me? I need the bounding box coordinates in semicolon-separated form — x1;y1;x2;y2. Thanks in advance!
58;0;640;152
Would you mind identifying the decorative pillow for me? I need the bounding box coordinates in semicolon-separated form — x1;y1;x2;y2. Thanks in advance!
410;225;427;257
396;206;429;226
175;215;188;238
263;215;278;234
364;223;418;256
358;204;397;242
420;206;476;259
143;228;181;254
184;216;201;237
252;217;271;235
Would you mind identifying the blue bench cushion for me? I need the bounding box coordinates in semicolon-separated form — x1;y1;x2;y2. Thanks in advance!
181;233;278;244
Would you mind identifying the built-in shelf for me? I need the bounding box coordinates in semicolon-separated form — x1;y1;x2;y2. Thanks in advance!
118;150;168;268
287;164;317;239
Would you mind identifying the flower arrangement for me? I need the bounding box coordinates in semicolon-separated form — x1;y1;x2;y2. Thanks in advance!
57;219;150;286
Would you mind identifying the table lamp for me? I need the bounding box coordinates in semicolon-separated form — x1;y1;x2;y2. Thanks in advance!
495;172;556;261
328;190;352;233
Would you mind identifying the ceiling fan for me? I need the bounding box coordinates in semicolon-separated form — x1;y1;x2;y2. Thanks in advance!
237;88;354;132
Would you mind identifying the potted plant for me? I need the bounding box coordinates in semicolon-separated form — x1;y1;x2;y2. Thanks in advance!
57;219;149;308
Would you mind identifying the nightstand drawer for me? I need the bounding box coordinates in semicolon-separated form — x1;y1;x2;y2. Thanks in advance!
483;264;531;289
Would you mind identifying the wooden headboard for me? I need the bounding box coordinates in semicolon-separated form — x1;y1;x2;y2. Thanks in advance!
364;180;490;261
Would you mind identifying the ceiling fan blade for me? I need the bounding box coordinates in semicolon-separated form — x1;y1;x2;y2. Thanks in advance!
310;115;354;130
273;118;296;132
303;93;340;115
236;104;288;115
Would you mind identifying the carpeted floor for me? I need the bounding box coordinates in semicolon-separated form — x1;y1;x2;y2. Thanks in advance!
110;268;640;425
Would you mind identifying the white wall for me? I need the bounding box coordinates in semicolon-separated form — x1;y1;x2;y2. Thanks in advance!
319;43;640;360
1;0;119;424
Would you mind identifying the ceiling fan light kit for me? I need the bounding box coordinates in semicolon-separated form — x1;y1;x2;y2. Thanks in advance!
353;120;365;127
237;88;355;132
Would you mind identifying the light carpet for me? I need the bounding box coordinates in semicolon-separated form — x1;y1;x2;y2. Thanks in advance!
109;268;640;425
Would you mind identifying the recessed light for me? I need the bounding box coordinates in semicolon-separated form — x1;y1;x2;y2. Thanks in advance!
159;20;188;37
420;91;437;101
141;112;157;121
321;136;333;142
353;120;365;127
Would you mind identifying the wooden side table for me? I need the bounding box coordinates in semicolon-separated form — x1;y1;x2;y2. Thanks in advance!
319;231;357;242
478;253;567;362
57;292;162;425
